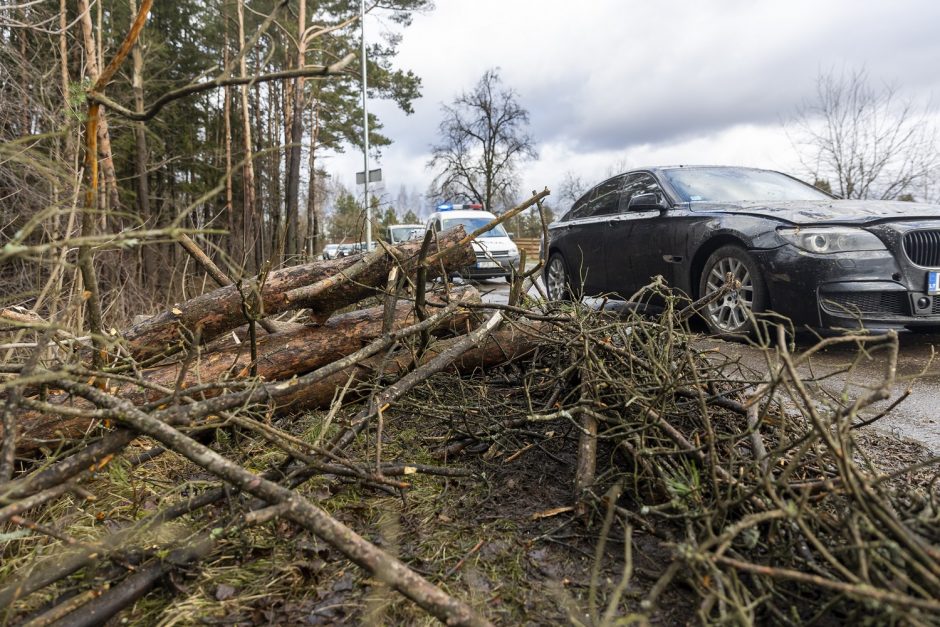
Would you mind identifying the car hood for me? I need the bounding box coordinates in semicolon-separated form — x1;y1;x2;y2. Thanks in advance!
689;199;940;225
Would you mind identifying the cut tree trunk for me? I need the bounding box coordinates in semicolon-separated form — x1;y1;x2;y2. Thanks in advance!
273;320;547;413
12;287;481;452
122;226;473;362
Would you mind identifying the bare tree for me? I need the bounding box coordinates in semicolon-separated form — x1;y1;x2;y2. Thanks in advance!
557;171;589;206
429;68;537;211
790;67;938;201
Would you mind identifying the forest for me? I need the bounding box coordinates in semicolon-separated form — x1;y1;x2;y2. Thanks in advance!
1;0;437;318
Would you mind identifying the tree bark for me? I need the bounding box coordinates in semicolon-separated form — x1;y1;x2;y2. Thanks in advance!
305;98;321;257
236;0;259;269
122;225;474;361
284;0;306;259
12;289;481;452
275;320;545;413
77;0;120;212
129;0;154;284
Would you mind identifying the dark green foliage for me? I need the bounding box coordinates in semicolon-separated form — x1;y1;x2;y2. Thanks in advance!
1;0;430;310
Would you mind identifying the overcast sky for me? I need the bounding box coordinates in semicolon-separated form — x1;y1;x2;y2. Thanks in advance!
326;0;940;214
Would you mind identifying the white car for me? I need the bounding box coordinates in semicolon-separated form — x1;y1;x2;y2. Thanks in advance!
321;243;340;260
387;224;425;245
425;204;520;281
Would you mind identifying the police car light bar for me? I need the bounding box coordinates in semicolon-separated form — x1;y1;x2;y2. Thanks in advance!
436;203;484;211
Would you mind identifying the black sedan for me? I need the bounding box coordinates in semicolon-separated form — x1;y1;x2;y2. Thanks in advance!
543;166;940;334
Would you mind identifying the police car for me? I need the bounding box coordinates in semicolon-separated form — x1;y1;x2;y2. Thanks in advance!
425;203;521;281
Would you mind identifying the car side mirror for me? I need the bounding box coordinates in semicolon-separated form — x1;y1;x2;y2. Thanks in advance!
507;232;515;239
628;192;668;211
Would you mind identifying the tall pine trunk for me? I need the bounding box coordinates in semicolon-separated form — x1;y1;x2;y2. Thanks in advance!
129;0;155;287
236;0;259;272
285;0;307;260
305;96;321;257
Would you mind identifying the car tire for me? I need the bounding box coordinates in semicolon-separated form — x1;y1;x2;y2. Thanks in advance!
545;253;576;301
698;245;768;337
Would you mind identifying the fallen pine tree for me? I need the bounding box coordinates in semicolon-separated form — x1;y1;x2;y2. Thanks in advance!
11;286;483;452
0;190;553;626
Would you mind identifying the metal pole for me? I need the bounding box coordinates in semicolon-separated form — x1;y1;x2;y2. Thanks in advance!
360;0;371;248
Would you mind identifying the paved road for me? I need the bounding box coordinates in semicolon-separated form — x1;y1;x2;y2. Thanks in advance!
698;332;940;453
476;278;939;452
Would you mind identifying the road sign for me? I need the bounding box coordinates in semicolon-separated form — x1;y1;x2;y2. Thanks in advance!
355;168;382;185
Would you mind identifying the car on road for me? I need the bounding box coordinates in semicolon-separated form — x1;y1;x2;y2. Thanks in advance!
336;243;356;258
386;224;425;245
321;243;340;260
426;204;520;281
543;165;940;335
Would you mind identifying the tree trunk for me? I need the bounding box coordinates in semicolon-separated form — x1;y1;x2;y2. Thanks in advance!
236;0;258;271
305;98;321;257
285;0;306;259
269;80;283;264
122;225;474;361
12;290;482;451
12;314;544;455
274;321;545;413
129;0;154;285
77;0;120;213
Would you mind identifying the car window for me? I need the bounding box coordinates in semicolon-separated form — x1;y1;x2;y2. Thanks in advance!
619;173;664;211
587;175;627;216
661;167;831;202
441;217;508;238
562;188;596;221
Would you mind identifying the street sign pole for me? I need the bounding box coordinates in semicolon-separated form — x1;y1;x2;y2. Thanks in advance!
360;0;371;248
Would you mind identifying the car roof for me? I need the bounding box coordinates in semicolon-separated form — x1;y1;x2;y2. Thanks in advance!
640;165;782;175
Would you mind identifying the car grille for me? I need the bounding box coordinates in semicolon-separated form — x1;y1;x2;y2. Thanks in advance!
902;230;940;267
476;250;509;259
821;292;908;316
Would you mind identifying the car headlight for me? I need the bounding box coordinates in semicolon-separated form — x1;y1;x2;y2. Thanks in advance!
777;227;886;253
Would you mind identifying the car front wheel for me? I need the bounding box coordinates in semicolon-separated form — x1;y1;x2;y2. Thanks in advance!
699;245;768;337
545;254;573;301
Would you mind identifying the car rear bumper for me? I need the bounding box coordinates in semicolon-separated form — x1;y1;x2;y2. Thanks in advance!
753;246;940;330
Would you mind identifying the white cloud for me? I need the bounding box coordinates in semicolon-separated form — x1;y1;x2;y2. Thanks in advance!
326;0;940;213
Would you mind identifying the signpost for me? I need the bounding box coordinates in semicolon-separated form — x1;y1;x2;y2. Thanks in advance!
360;0;372;248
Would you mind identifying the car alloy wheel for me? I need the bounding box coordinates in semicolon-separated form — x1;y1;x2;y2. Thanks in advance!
545;255;570;301
700;245;768;336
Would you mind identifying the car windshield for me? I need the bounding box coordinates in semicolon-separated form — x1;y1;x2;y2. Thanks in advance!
442;217;508;238
662;167;831;203
388;225;421;242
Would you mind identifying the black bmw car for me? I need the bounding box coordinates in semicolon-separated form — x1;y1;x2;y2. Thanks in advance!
543;166;940;334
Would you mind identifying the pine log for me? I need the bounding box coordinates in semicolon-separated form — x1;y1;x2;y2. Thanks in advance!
122;225;473;361
11;288;481;453
139;286;480;398
273;319;547;413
